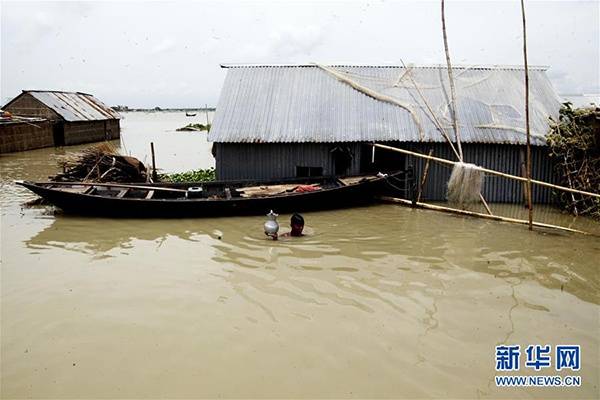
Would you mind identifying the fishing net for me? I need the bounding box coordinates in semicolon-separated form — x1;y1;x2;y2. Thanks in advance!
316;63;556;146
447;162;484;204
316;64;560;205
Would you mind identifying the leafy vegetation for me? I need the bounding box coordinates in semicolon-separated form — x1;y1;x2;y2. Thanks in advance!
176;123;211;132
158;168;216;183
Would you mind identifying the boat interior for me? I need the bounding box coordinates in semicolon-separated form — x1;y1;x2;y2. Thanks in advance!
31;173;387;201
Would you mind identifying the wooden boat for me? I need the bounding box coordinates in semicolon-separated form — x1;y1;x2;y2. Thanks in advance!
15;171;410;218
185;112;197;117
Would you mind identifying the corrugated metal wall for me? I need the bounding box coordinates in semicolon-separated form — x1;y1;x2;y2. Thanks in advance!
63;120;121;145
215;143;362;180
398;142;556;203
216;142;558;204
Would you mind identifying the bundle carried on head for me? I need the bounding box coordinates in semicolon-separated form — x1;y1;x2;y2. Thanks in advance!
52;143;147;183
447;162;484;205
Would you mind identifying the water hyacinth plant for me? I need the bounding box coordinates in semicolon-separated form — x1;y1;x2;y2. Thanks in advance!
158;167;216;183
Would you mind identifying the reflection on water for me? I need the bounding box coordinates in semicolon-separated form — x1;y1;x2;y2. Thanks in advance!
1;112;599;398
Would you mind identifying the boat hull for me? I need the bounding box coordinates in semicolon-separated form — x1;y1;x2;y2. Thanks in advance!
17;172;409;218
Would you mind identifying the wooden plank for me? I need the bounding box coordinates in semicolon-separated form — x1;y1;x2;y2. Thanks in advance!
37;181;187;193
58;188;88;193
339;176;370;186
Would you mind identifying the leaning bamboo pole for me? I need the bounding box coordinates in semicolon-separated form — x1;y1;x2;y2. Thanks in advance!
521;0;533;230
440;2;494;213
441;0;463;160
373;143;600;200
399;61;493;215
479;191;493;215
378;196;591;235
417;149;434;202
400;60;460;160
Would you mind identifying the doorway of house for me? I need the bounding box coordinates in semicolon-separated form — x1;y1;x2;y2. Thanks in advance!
360;144;405;173
104;120;112;140
330;146;353;176
52;122;65;146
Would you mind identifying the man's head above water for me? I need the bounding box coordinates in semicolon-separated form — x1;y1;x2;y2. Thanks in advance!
290;213;304;236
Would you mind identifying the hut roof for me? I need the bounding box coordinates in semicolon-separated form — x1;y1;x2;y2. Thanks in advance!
5;90;120;122
208;64;562;146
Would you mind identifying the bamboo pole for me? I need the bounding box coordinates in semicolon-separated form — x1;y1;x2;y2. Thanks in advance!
399;61;493;215
150;142;158;182
8;116;42;129
378;196;590;235
400;60;460;160
479;193;493;215
205;103;210;131
82;155;106;181
564;154;579;216
417;149;434;202
520;149;528;204
373;143;600;200
441;0;463;160
521;0;533;230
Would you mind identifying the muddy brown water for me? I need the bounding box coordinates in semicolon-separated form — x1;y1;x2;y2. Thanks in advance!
1;112;599;398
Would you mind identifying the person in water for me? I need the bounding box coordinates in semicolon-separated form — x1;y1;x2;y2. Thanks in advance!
267;213;304;240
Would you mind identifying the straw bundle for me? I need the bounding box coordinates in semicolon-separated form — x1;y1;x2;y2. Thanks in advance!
447;162;484;204
52;143;147;183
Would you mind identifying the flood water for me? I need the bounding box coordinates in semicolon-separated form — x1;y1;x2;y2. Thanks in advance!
1;112;599;399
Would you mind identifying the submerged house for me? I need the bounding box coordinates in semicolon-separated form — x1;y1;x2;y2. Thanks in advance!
208;64;562;203
0;117;54;154
3;90;120;148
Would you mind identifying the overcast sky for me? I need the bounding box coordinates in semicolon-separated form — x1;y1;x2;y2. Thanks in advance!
1;0;598;108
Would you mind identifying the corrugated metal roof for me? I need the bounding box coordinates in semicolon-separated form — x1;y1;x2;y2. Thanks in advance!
208;65;562;145
26;91;120;121
221;63;551;70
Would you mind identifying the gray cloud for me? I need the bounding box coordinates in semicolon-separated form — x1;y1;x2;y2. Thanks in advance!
238;24;325;61
2;1;598;108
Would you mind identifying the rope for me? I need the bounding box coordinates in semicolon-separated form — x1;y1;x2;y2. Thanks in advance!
384;176;410;193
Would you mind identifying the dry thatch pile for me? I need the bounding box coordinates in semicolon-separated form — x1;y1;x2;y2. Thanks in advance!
547;103;600;218
51;143;148;183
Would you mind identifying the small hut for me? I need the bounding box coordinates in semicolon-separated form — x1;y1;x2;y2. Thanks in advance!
3;90;120;147
208;64;563;203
